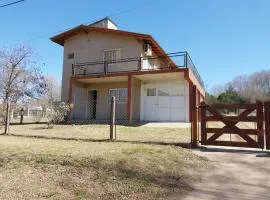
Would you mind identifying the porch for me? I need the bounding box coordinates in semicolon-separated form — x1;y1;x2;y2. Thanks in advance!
69;70;195;123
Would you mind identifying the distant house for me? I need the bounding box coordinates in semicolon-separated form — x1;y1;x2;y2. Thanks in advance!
51;17;205;122
14;105;44;118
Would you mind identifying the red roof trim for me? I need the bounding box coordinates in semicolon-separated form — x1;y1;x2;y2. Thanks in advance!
50;26;176;67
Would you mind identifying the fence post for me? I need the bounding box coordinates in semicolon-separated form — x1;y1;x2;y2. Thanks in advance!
4;101;10;134
110;96;116;141
20;108;24;124
256;101;264;149
191;85;198;147
200;101;207;145
265;101;270;150
104;61;108;75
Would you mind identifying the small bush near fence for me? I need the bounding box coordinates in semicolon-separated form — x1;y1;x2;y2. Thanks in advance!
46;102;70;128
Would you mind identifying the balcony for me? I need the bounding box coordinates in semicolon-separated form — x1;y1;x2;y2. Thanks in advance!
72;51;204;88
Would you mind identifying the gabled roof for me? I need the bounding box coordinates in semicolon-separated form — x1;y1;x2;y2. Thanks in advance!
50;24;176;67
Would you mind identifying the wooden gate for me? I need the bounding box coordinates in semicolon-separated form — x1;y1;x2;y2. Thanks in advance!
200;101;264;149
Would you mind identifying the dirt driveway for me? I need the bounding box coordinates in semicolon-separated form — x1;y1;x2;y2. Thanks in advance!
169;147;270;200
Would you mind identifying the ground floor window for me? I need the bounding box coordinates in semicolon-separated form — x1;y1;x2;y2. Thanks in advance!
147;88;156;96
109;88;128;103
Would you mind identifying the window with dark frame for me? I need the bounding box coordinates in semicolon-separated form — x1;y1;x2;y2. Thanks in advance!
147;88;156;96
109;88;128;103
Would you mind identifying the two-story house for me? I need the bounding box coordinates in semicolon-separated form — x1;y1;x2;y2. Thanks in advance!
51;17;205;123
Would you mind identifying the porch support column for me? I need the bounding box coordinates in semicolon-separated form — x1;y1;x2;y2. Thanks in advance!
68;77;74;120
191;84;198;147
188;81;193;122
197;89;201;121
127;74;133;123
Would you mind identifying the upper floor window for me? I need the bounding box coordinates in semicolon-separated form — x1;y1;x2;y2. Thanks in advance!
67;53;74;59
104;49;121;62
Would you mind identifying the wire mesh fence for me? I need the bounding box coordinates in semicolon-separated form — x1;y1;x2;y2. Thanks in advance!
2;97;191;147
0;105;50;125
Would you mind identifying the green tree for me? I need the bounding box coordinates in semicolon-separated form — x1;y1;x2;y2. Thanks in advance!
217;85;247;104
205;93;218;105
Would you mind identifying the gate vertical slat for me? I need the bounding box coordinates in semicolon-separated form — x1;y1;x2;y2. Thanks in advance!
256;101;264;149
265;101;270;150
200;102;207;144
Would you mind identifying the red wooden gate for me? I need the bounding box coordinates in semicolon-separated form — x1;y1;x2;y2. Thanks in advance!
200;101;264;149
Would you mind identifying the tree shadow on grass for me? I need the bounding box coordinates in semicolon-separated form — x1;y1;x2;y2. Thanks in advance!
34;152;196;197
7;134;110;143
2;134;191;149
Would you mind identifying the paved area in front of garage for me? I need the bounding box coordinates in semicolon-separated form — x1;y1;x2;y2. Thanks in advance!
141;122;191;128
169;147;270;200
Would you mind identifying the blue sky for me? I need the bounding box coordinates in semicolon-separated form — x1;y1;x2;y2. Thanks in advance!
0;0;269;91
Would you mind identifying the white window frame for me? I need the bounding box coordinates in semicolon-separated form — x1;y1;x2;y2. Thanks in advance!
103;49;122;62
109;88;128;104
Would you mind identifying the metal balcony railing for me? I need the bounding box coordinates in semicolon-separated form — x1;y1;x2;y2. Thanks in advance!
72;51;204;88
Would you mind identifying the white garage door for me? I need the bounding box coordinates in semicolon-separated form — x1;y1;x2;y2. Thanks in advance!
144;84;187;122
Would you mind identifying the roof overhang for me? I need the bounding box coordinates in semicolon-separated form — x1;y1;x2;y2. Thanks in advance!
50;26;176;67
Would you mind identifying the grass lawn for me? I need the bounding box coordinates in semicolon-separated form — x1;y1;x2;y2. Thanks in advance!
0;130;207;199
7;124;191;145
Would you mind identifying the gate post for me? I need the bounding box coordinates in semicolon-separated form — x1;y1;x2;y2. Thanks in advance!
265;101;270;150
200;101;207;145
191;85;198;148
256;101;264;149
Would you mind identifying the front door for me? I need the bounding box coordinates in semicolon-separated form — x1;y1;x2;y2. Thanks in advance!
88;90;97;119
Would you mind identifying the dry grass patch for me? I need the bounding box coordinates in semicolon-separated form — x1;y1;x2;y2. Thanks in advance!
8;124;191;144
0;136;207;200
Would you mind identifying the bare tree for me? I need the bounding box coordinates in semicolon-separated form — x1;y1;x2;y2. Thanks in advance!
44;75;61;107
230;70;270;102
0;46;46;134
211;85;225;96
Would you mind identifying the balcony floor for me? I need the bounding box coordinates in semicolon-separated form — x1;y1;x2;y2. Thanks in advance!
74;68;186;84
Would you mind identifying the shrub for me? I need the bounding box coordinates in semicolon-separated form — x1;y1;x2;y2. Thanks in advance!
47;102;70;128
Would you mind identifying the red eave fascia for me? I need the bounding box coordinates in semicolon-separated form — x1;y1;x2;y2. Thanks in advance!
72;68;187;80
